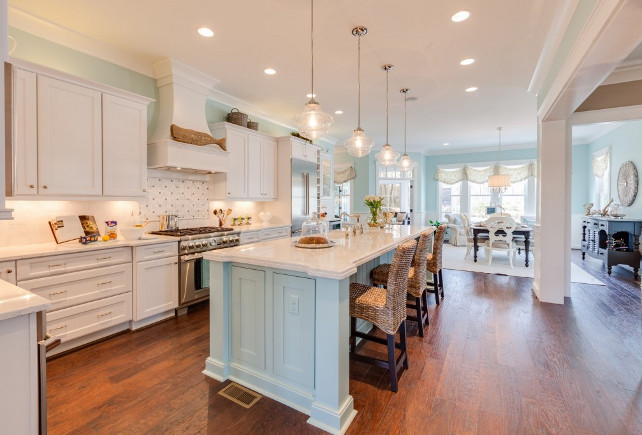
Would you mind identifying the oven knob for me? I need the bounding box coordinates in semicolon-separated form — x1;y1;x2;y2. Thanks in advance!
188;242;195;249
232;236;240;243
180;244;188;251
222;237;229;245
210;239;218;247
194;241;200;248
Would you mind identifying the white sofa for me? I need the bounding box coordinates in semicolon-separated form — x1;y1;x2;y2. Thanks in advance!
444;213;468;246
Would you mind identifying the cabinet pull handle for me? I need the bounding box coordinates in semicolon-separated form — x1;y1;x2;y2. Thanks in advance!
153;250;165;253
49;263;65;269
49;325;66;331
97;311;112;318
42;185;48;189
97;280;112;286
142;189;147;192
5;269;12;273
49;290;66;296
174;262;178;265
96;256;112;261
29;184;35;188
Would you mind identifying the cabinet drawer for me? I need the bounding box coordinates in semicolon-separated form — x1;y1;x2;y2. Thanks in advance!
17;247;132;280
46;292;132;343
134;242;178;262
260;227;290;241
18;263;132;312
0;260;16;285
240;232;260;244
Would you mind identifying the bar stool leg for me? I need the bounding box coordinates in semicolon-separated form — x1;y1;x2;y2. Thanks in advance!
415;296;424;336
439;269;445;298
387;333;398;392
423;291;430;325
433;272;440;305
400;320;409;370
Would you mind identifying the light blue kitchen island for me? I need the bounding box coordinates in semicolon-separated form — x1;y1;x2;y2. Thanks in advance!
203;225;428;434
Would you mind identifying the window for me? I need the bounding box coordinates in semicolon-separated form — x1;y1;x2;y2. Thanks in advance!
334;180;351;216
469;182;493;220
500;179;527;218
593;149;610;209
439;182;462;218
376;164;414;214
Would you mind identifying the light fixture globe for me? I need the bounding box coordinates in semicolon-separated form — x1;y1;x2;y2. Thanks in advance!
396;88;416;172
294;99;334;140
375;143;400;167
397;154;416;171
344;127;375;157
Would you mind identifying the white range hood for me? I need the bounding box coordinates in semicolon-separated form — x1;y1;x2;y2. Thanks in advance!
147;59;228;173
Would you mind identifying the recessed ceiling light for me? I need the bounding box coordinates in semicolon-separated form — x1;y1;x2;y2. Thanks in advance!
306;93;317;98
334;110;343;114
197;27;214;37
264;68;276;75
460;58;475;66
451;10;470;22
443;142;450;146
465;87;478;92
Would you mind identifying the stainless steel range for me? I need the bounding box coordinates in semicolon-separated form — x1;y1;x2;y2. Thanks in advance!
150;226;240;315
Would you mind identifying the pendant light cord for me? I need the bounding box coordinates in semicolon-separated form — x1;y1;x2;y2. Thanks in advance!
357;34;361;128
404;93;407;154
310;0;315;101
385;68;389;144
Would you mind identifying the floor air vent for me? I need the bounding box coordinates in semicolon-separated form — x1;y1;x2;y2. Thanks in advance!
218;382;262;408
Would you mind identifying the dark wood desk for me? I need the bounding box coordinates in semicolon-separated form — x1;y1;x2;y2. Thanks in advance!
472;226;533;267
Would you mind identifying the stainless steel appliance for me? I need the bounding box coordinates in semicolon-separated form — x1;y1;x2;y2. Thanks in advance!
291;158;318;235
158;214;179;231
150;226;240;315
37;312;60;434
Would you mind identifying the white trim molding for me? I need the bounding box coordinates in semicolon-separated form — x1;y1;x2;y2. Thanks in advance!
601;59;642;85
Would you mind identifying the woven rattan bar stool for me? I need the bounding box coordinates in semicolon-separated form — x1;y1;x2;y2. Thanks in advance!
349;239;417;392
370;229;435;337
426;224;447;305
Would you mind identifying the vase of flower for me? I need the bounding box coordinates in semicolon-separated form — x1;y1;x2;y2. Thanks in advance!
364;195;384;227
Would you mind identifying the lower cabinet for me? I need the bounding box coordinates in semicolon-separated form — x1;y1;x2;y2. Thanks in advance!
134;256;178;322
230;266;315;389
0;260;16;284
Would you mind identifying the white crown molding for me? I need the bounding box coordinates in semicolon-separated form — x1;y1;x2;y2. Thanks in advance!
422;142;536;157
8;5;155;77
601;59;642;85
528;0;581;94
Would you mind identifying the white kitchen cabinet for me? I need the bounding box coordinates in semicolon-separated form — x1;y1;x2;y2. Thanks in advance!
134;256;178;322
102;94;148;196
37;75;102;195
290;138;319;163
11;68;38;196
0;260;16;284
209;122;277;200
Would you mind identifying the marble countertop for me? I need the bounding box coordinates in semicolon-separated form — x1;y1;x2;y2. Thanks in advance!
0;235;177;262
0;279;50;321
204;225;429;279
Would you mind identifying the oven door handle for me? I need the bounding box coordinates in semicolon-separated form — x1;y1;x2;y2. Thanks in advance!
180;253;204;262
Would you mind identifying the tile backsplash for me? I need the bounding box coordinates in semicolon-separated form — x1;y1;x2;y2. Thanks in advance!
0;170;272;247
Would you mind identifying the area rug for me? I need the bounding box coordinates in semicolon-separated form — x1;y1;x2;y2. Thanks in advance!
441;244;605;286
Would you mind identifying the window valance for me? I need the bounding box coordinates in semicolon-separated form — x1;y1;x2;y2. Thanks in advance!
592;152;609;178
434;162;537;185
334;166;356;184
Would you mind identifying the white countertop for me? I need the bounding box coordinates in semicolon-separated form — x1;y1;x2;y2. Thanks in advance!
0;279;50;321
0;235;177;262
204;225;429;279
231;223;291;233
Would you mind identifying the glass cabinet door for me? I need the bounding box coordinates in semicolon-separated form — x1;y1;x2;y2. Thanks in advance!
320;153;333;199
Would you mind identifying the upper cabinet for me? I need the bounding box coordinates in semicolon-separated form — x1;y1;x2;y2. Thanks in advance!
6;61;152;198
209;122;277;201
320;152;333;199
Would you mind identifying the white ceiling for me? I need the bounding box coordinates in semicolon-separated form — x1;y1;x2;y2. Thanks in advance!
9;0;562;153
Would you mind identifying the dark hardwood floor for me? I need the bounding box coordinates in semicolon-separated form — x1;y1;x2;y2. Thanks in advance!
47;251;642;434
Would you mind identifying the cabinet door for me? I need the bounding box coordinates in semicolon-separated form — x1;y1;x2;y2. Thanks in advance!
261;137;277;198
320;153;333;199
225;129;248;198
102;94;147;196
134;257;178;321
273;273;315;388
247;134;262;198
37;76;102;195
12;68;38;196
231;266;265;370
0;261;16;285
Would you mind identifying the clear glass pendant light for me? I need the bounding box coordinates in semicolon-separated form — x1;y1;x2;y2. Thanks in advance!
344;26;374;157
293;0;333;140
488;127;511;193
375;64;400;166
396;88;416;171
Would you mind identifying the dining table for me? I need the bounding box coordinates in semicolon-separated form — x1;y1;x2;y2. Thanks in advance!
471;224;534;267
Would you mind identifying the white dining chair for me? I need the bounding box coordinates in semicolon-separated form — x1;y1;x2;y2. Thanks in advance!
484;216;517;267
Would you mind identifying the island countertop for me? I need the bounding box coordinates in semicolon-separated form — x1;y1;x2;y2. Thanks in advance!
0;279;50;321
203;225;429;279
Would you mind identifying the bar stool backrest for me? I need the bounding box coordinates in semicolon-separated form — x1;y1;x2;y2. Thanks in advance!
384;239;417;333
427;224;447;274
408;229;434;297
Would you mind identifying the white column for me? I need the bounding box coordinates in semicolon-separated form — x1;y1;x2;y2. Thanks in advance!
308;276;357;434
533;118;571;304
0;0;13;219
